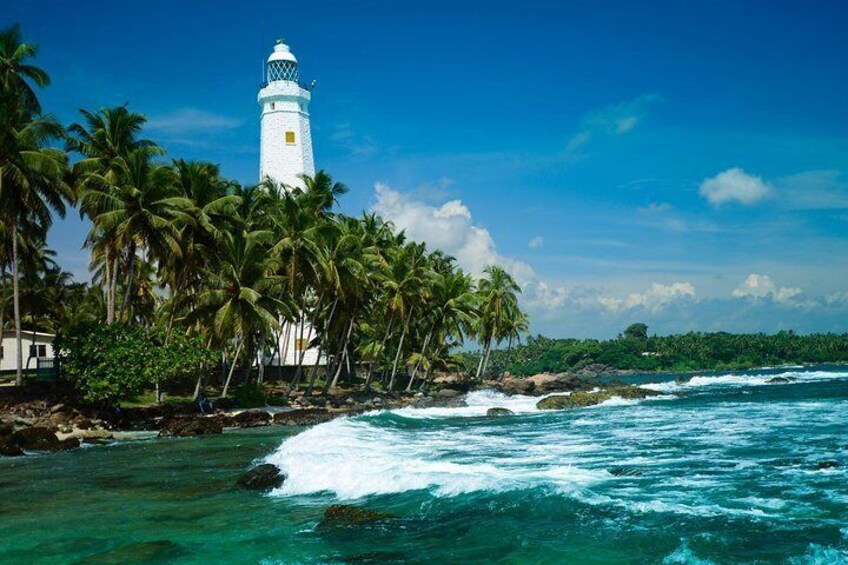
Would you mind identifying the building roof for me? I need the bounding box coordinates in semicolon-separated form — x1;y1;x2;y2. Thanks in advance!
2;330;55;339
268;39;298;64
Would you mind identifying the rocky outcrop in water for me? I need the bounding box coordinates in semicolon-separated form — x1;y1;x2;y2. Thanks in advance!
272;408;338;426
236;464;286;491
486;407;514;417
318;504;397;528
0;425;80;455
158;416;222;437
536;386;661;410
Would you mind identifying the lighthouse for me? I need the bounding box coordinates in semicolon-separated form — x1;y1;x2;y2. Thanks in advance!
258;39;315;189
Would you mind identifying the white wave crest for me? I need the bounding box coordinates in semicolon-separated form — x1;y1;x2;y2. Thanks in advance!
641;370;848;393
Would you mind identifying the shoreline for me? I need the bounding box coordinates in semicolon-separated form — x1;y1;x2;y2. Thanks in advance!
3;362;844;458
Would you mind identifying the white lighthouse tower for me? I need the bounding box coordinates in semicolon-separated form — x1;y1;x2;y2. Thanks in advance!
258;39;315;189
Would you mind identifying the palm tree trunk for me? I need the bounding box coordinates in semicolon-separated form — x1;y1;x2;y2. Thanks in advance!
305;297;338;396
475;338;491;379
110;256;118;322
11;222;23;387
481;341;494;378
366;315;394;390
328;318;355;390
0;264;6;339
407;325;435;392
118;241;136;322
389;309;414;391
104;253;113;323
222;338;243;398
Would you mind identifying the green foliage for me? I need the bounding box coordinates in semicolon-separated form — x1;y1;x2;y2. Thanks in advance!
232;382;268;408
469;329;848;376
56;322;216;402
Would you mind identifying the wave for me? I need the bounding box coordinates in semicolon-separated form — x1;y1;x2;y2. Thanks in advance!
390;389;544;419
640;369;848;393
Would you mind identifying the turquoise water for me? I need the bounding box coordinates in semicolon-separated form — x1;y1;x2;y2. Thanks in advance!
1;367;847;564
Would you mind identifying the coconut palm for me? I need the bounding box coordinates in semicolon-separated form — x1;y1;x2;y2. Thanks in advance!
475;265;522;379
68;106;161;322
193;229;284;397
0;23;49;115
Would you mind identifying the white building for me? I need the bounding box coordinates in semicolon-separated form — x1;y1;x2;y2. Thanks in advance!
258;39;315;190
258;38;324;369
0;330;55;374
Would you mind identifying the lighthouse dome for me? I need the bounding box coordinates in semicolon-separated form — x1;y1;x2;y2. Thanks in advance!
266;39;300;82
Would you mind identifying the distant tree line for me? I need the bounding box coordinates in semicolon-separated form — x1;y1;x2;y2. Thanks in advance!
466;323;848;376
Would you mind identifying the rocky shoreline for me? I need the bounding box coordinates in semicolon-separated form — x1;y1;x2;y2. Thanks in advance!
0;371;657;458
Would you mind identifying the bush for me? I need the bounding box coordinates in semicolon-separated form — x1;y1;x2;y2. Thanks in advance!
56;322;217;403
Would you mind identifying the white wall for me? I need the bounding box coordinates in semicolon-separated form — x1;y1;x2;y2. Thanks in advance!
0;332;55;373
264;320;326;367
258;81;314;189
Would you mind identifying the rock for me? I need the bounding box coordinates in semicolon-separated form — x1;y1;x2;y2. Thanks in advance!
49;403;66;414
236;463;286;491
317;504;397;528
158;416;222;437
536;386;661;410
413;392;424;399
815;460;840;470
7;426;80;452
486;407;514;417
371;397;384;406
230;410;272;428
57;428;113;442
608;466;643;477
273;408;336;426
346;397;357;405
436;388;463;398
500;378;535;395
0;442;24;457
432;373;472;392
767;376;796;384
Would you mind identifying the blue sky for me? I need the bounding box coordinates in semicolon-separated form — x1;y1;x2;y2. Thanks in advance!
10;0;848;337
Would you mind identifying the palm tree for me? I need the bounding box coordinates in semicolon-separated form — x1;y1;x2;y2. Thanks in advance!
475;266;522;379
68;105;159;322
193;229;284;397
0;23;49;115
0;82;70;387
78;147;191;321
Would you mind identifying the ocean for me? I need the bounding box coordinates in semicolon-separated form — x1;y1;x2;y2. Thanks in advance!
2;366;847;563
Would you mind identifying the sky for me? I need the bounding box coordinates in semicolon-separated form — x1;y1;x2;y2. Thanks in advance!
9;0;848;338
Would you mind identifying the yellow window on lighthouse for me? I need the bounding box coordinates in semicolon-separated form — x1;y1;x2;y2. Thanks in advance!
285;131;296;144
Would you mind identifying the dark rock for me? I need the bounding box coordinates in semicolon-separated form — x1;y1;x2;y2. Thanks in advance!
815;460;840;470
236;463;286;491
158;416;222;437
230;410;271;428
436;388;462;398
7;426;80;452
608;466;643;477
486;407;514;417
317;504;397;528
536;386;662;410
766;376;796;384
273;408;336;426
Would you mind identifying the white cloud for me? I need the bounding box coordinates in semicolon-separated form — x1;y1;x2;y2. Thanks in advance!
528;236;544;249
372;183;534;282
699;168;771;206
732;274;803;305
637;202;673;213
599;282;697;314
776;170;848;210
146;108;242;136
565;93;660;155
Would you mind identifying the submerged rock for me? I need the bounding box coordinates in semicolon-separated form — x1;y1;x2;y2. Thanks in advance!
318;504;397;528
158;416;222;437
236;463;286;491
78;539;185;563
814;460;840;470
486;407;514;417
608;466;643;477
536;386;661;410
